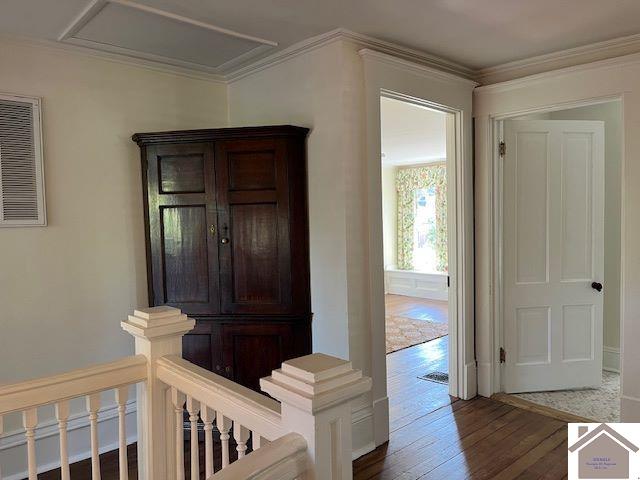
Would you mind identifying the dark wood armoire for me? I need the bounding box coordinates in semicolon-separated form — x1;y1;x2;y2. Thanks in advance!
133;126;312;391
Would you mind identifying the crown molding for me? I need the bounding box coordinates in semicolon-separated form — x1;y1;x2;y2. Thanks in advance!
0;33;227;84
476;32;640;85
475;50;640;94
226;28;475;83
359;48;478;87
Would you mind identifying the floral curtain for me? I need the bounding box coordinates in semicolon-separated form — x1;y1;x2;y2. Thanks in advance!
396;164;447;272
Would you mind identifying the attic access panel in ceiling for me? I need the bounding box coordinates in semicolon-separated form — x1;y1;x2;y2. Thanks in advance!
60;0;276;72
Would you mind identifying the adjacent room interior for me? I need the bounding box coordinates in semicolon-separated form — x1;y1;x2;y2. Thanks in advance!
380;95;454;415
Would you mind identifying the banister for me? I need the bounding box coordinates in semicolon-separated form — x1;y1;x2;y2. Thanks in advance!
156;355;286;441
0;355;147;415
208;432;308;480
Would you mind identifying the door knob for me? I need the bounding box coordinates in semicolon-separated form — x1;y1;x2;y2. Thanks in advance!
591;282;603;292
221;237;229;244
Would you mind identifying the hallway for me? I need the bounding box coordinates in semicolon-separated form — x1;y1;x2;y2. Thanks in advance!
353;339;569;479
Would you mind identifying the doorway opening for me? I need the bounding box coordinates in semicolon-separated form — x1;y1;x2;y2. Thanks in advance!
380;94;456;416
494;99;622;423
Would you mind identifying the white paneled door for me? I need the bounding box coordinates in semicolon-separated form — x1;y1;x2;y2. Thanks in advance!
503;120;605;393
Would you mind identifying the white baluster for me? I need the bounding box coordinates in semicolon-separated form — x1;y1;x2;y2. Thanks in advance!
216;414;232;469
171;387;185;480
251;430;262;451
115;387;129;480
55;401;71;480
86;393;101;480
233;423;249;459
201;406;214;477
23;408;38;480
186;396;200;480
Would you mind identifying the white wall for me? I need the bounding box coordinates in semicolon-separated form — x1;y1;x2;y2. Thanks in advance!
474;54;640;420
381;164;397;269
0;38;228;478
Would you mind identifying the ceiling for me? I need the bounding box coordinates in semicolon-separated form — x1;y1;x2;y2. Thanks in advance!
2;0;640;76
381;97;447;166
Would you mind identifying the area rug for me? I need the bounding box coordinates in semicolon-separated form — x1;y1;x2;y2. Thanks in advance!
385;315;448;354
513;371;620;422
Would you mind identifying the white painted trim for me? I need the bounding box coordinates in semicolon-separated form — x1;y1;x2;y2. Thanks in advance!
475;51;640;94
0;33;227;84
385;269;448;301
57;0;277;76
603;346;621;373
59;0;278;46
359;49;478;87
621;395;640;422
351;404;375;460
476;32;640;85
227;29;475;83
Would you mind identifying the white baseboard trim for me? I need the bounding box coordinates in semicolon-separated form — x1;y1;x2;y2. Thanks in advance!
372;395;389;448
477;361;494;398
603;346;620;373
385;270;448;301
460;361;478;400
621;394;640;422
0;400;137;480
351;403;375;460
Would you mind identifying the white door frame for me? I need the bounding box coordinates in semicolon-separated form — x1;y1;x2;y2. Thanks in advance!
489;95;623;393
380;89;462;398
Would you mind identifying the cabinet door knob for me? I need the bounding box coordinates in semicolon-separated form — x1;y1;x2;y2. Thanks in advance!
215;365;221;372
209;225;216;235
225;366;231;374
221;237;230;244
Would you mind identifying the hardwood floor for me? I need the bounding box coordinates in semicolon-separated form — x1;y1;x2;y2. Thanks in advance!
385;294;448;324
353;339;569;479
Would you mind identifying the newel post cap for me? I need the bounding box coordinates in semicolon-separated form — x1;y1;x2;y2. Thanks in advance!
121;306;195;340
260;353;372;414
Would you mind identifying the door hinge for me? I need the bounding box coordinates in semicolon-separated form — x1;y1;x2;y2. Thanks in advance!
499;141;506;157
499;347;506;363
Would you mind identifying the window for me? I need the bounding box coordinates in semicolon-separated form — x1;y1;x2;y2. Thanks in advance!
413;187;440;272
396;164;447;273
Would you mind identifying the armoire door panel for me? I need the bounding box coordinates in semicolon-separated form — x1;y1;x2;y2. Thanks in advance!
161;205;209;303
228;150;277;190
182;333;213;371
158;153;205;194
221;323;294;392
216;138;293;314
144;142;220;314
230;203;280;304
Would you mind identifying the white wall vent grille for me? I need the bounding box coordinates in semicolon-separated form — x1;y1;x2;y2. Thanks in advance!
0;94;46;226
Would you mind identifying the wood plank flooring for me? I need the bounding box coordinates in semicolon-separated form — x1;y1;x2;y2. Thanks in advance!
385;294;448;324
353;339;569;480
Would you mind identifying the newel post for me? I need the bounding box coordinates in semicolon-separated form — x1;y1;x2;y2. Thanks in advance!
260;353;372;479
121;306;195;480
